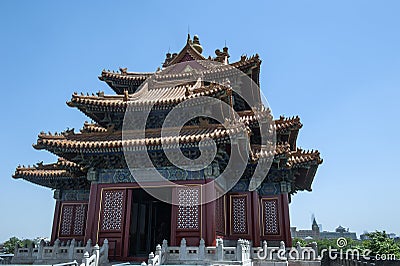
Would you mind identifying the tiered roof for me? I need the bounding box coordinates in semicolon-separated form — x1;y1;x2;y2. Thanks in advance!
13;158;88;189
14;34;322;193
99;35;260;95
99;69;152;94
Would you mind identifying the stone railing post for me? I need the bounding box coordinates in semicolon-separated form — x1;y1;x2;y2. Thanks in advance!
14;243;19;257
155;244;163;264
28;242;33;258
311;242;318;260
101;239;109;264
82;251;90;266
199;238;205;261
161;239;168;263
245;240;250;260
296;241;302;260
216;238;224;261
148;252;154;265
68;239;76;260
236;239;244;262
278;241;287;261
93;244;99;266
37;239;45;260
162;239;168;253
155;244;162;257
54;239;61;259
263;240;268;260
85;239;92;253
179;238;187;261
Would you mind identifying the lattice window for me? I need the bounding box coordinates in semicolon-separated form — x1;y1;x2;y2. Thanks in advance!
59;204;88;237
215;196;225;235
231;196;248;235
73;204;87;235
101;190;124;231
263;199;280;235
60;205;74;236
177;187;200;230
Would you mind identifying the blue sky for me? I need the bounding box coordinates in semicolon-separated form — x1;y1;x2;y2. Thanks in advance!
1;0;399;242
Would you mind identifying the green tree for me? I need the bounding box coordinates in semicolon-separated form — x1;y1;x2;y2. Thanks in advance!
2;237;20;254
2;237;35;254
362;231;400;258
293;237;359;254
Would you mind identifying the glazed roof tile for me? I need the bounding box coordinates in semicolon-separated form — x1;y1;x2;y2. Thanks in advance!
34;124;248;151
68;83;227;108
81;122;107;133
99;69;153;82
13;157;81;179
288;149;323;166
99;55;259;83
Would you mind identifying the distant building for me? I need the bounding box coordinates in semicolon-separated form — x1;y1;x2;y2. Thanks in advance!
360;232;398;241
291;218;320;240
291;218;357;240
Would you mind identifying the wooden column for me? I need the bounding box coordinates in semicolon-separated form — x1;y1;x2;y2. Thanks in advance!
204;200;216;246
50;201;61;243
122;189;133;258
281;193;292;247
170;201;177;246
85;183;100;243
251;191;261;247
203;182;216;246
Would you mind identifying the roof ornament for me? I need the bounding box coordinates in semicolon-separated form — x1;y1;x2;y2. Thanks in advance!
192;35;203;54
62;128;75;136
123;89;129;101
214;46;230;63
119;67;127;75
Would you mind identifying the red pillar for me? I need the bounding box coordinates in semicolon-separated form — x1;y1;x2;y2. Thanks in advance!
204;200;216;246
251;191;261;247
281;193;292;247
203;182;216;246
50;201;61;243
85;183;100;243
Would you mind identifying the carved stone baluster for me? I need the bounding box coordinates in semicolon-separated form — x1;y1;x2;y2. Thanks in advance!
179;238;187;260
216;238;224;261
199;238;205;261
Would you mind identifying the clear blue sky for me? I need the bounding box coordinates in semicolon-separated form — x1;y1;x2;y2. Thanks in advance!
1;0;399;242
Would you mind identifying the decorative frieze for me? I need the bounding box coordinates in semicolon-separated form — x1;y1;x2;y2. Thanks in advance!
97;168;204;183
56;190;90;201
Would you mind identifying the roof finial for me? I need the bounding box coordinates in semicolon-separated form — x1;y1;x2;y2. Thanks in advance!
192;34;203;54
187;25;191;43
